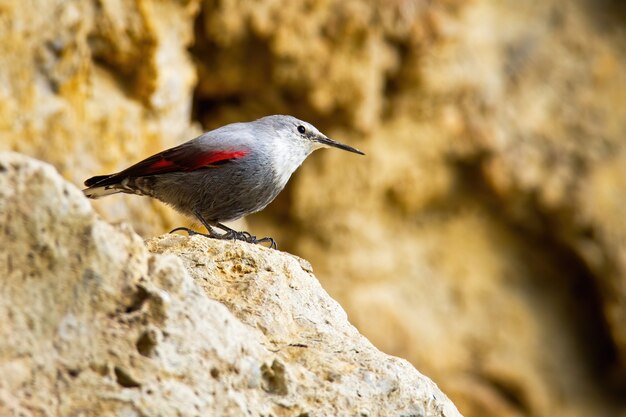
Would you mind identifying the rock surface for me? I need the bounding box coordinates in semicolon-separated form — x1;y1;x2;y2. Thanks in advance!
0;152;461;416
1;1;626;416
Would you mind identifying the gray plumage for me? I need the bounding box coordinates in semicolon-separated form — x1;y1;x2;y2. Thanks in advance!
83;115;364;247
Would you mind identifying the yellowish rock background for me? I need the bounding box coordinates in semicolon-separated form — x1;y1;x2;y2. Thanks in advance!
1;0;625;416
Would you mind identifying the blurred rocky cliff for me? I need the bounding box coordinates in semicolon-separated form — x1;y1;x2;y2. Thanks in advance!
1;0;625;416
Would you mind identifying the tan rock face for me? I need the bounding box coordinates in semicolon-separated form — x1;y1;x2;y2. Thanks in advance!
0;152;461;416
0;0;202;235
2;0;626;416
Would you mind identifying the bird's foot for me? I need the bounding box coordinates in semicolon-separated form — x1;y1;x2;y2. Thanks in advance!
170;226;277;249
221;230;278;249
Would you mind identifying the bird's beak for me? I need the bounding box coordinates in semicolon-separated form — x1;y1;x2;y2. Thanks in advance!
315;135;365;155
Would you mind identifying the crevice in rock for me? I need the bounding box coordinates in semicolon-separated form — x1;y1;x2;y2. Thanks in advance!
452;154;622;396
86;1;157;106
381;38;423;121
136;330;158;357
480;375;530;415
188;5;357;131
260;360;288;395
114;366;141;388
189;7;275;126
125;286;150;314
579;0;626;31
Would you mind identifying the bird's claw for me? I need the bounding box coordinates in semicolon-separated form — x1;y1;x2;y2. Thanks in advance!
222;230;277;249
256;236;278;250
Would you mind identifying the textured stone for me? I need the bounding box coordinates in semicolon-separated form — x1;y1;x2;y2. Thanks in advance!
2;0;626;416
0;152;461;416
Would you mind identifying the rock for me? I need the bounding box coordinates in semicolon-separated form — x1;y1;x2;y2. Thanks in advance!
2;1;626;416
0;152;461;416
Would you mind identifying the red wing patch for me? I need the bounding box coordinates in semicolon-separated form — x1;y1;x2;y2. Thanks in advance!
147;159;175;171
85;145;249;188
193;150;248;168
140;149;249;174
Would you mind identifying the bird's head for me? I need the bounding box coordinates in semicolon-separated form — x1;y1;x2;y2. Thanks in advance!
259;115;365;156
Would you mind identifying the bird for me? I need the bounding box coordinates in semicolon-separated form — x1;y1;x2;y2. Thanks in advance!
83;115;364;248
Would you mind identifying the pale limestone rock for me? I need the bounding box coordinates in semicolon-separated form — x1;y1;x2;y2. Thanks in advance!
2;0;626;416
0;152;461;417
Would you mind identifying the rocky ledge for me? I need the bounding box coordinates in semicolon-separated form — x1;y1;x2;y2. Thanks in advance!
0;152;461;417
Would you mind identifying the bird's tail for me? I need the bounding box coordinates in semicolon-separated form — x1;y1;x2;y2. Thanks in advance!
83;184;121;199
83;174;121;199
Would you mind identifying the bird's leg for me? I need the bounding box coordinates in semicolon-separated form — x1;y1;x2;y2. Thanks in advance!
169;225;221;237
169;209;221;238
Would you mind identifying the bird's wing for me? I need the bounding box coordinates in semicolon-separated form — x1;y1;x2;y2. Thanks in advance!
84;141;248;187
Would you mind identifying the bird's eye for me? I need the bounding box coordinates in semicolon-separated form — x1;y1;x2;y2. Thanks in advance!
297;125;306;134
